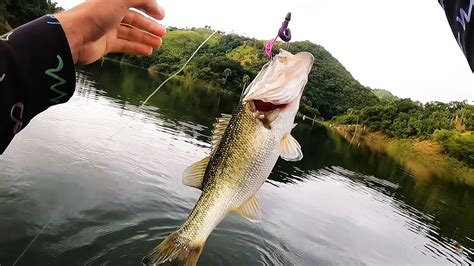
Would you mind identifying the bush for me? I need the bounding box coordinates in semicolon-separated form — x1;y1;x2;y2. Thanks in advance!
433;130;474;167
358;100;468;139
300;103;320;118
432;129;455;143
332;114;359;125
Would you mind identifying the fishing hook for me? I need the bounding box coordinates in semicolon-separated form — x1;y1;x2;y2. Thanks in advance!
278;12;292;42
265;12;292;59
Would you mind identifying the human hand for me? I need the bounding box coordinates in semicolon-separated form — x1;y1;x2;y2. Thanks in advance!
55;0;166;65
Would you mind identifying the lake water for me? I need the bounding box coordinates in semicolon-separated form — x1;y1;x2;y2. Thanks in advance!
0;61;473;265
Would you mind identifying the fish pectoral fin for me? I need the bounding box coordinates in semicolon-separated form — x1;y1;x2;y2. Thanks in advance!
182;156;210;189
279;134;303;161
234;195;262;223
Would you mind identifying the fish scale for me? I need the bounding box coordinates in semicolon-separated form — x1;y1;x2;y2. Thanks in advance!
179;103;276;242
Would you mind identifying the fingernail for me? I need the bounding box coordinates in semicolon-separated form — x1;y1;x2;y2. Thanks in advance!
156;37;163;48
159;5;165;19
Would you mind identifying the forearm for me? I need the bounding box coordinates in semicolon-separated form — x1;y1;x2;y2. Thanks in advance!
439;0;474;72
0;15;76;154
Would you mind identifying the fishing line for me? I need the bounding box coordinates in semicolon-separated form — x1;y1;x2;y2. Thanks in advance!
118;22;218;108
13;216;53;266
13;12;290;265
12;28;218;263
141;30;218;108
101;29;218;147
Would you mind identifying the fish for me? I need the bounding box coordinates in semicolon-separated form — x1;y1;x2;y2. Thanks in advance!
142;49;314;265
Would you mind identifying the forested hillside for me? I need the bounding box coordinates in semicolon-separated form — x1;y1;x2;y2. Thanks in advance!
372;89;399;103
111;27;383;119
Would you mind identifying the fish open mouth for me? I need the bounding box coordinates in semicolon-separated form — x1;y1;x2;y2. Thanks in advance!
252;100;287;112
247;100;285;129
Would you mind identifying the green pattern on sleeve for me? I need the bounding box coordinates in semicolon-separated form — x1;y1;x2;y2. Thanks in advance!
45;55;68;103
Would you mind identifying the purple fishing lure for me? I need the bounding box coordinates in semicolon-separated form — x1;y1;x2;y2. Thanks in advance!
265;12;292;58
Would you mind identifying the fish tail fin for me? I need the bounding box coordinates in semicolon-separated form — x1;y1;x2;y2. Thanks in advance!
142;231;204;266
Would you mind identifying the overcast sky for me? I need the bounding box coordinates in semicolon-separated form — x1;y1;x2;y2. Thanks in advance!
57;0;473;103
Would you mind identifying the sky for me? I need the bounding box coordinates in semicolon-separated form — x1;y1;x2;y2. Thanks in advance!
57;0;473;103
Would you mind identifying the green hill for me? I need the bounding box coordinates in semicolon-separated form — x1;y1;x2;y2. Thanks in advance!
372;89;400;102
113;27;380;119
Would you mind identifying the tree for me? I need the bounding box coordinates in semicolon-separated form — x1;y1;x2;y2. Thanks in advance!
0;0;9;21
242;74;250;89
3;0;60;28
223;68;231;84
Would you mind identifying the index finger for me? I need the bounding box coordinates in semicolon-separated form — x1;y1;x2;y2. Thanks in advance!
128;0;165;20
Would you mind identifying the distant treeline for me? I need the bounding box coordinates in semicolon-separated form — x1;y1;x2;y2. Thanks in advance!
333;100;474;167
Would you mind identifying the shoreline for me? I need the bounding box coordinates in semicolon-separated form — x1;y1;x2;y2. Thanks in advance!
326;124;474;186
98;57;235;96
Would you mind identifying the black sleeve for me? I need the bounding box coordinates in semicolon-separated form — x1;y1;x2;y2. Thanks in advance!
0;15;76;154
439;0;474;72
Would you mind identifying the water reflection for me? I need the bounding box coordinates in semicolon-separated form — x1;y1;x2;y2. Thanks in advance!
0;62;472;265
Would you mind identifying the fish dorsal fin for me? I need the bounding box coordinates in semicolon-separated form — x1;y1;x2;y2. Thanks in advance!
211;114;231;150
182;156;210;189
280;134;303;161
234;195;262;223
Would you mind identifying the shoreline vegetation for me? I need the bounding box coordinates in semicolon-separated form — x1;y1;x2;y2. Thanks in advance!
1;1;472;181
101;57;235;96
328;124;474;185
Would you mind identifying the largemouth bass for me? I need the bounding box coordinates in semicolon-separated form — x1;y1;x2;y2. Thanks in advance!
143;50;314;265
